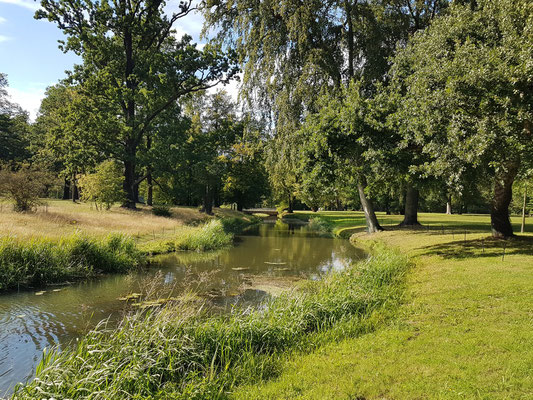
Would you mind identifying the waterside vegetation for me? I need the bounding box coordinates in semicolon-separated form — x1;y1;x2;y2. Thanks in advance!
12;245;409;399
0;201;258;291
233;216;533;400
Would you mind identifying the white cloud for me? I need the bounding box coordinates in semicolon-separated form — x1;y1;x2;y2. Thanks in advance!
0;0;39;11
0;34;10;42
7;86;45;121
0;16;7;24
207;73;242;102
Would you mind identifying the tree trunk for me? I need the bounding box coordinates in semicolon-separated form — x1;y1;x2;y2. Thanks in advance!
133;179;140;203
237;202;243;212
202;184;213;215
287;194;294;214
357;179;383;233
63;178;70;200
146;134;153;206
71;174;78;202
121;28;138;210
147;172;153;206
400;183;420;226
446;194;452;215
491;160;520;238
122;158;137;209
521;185;527;234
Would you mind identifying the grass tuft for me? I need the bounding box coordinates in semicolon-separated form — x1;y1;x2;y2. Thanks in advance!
0;233;143;291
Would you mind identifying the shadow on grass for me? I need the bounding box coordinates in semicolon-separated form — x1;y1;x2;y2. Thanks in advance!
417;236;533;260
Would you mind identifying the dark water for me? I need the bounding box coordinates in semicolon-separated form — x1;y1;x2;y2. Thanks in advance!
0;222;364;396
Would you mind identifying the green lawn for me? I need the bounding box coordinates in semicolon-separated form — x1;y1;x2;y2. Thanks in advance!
233;213;533;399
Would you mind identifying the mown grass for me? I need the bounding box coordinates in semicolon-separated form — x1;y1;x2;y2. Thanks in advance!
0;234;143;291
233;214;533;400
294;210;533;238
12;245;409;399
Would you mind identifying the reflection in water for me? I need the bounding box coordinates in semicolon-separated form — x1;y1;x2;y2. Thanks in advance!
0;222;365;395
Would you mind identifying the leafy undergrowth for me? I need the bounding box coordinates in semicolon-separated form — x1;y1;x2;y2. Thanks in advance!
0;234;143;291
233;227;533;399
12;245;409;400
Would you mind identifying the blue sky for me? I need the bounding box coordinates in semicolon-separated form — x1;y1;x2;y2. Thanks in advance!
0;0;237;120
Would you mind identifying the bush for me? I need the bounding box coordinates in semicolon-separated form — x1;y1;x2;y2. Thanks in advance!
152;205;172;217
13;246;409;399
308;217;333;235
78;161;124;210
0;164;57;212
174;220;234;252
0;233;143;291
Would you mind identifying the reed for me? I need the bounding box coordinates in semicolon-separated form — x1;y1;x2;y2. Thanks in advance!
0;233;143;291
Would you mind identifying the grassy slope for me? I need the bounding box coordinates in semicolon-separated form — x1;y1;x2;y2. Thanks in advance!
234;213;533;400
0;199;247;243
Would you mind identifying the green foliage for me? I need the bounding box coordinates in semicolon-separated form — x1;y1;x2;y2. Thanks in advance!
222;141;270;210
0;164;57;212
78;161;124;210
308;217;334;236
0;233;142;291
13;246;408;399
151;205;172;217
173;220;234;252
35;0;237;206
34;84;102;180
0;74;31;163
390;0;533;186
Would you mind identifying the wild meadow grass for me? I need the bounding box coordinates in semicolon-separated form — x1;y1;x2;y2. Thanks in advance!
0;234;143;291
12;245;409;399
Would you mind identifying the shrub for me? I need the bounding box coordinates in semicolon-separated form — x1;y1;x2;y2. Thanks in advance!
78;161;124;210
174;220;234;252
308;217;333;236
0;164;57;212
152;205;172;217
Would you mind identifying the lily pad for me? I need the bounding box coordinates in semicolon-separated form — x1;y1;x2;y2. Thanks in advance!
118;293;142;301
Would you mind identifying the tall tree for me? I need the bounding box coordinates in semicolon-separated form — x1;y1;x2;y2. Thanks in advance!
37;0;237;208
391;0;533;237
0;74;31;163
203;0;446;232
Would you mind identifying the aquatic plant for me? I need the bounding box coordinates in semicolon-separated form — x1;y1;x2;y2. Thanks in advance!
13;245;408;399
174;220;234;252
0;233;143;291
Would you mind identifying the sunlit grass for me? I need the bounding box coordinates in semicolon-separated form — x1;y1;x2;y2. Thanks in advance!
233;216;533;399
0;199;249;244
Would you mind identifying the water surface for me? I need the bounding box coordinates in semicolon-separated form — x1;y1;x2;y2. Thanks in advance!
0;222;364;396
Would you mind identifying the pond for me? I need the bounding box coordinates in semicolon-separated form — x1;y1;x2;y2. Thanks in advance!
0;221;365;396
